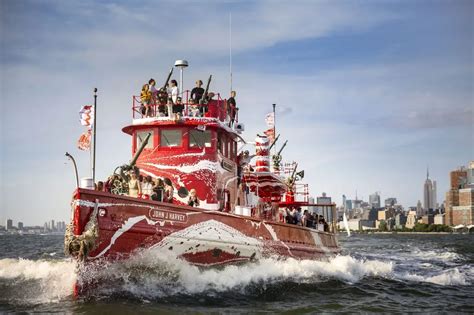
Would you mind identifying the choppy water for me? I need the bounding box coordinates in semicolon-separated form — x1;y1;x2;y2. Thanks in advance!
0;233;473;313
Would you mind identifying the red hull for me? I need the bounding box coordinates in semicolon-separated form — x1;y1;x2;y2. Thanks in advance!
73;188;339;266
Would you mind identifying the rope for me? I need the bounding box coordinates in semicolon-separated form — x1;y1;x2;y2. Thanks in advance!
64;203;99;261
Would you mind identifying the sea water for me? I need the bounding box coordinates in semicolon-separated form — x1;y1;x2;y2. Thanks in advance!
0;233;473;313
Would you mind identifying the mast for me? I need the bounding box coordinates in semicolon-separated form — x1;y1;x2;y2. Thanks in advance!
272;103;276;155
92;88;97;184
229;12;233;94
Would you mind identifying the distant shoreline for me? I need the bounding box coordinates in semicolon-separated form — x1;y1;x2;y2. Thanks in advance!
342;231;467;235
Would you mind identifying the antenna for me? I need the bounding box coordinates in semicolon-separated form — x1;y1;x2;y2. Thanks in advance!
229;12;233;94
174;60;188;97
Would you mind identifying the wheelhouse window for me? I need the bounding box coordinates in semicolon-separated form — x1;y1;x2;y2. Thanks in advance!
136;130;154;149
189;129;212;148
160;129;182;147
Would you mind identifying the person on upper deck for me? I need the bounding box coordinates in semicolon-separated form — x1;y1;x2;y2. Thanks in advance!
173;97;184;116
187;188;200;207
191;80;204;103
166;97;173;118
148;78;158;96
227;91;237;127
188;98;200;117
148;79;158;115
140;84;151;117
168;80;179;104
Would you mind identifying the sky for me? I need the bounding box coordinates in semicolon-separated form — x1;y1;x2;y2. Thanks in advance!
0;0;473;226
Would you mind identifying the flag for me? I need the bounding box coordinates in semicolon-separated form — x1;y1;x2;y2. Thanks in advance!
77;130;91;151
264;128;275;142
79;105;94;127
265;112;274;128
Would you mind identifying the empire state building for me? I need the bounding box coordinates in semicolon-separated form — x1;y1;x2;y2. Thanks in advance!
423;168;437;212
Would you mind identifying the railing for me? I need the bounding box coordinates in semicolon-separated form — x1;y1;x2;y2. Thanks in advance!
284;183;309;203
132;89;238;125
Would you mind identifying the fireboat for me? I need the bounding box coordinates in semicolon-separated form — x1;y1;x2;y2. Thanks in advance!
64;61;339;294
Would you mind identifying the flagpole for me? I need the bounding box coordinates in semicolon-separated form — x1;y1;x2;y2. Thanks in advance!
92;88;97;184
272;103;276;155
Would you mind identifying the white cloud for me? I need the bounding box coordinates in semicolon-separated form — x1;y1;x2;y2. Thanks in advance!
0;1;472;224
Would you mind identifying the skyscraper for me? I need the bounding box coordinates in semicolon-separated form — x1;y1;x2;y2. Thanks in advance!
369;192;381;208
432;180;437;209
6;219;13;230
423;168;436;212
416;200;422;217
345;199;353;211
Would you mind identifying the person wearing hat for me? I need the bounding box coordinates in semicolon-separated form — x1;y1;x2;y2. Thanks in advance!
163;178;174;203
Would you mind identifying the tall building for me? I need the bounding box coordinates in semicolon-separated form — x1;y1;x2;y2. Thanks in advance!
424;168;433;211
468;161;474;187
445;162;473;226
6;219;13;230
18;222;24;230
345;199;353;211
342;195;347;210
369;192;381;208
424;168;437;212
416;200;422;217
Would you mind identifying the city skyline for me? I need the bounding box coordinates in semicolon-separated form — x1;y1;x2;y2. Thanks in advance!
1;1;473;225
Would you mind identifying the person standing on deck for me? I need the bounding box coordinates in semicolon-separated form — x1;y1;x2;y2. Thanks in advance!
191;80;204;103
148;78;158;115
142;176;154;199
227;90;237;127
128;172;141;198
168;80;179;104
163;178;174;203
140;84;151;117
151;178;164;201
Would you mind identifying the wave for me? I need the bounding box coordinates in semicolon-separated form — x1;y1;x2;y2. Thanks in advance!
398;268;469;286
0;251;471;304
0;258;76;303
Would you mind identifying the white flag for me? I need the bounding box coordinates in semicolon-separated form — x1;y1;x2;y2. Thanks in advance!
265;112;274;128
79;105;94;127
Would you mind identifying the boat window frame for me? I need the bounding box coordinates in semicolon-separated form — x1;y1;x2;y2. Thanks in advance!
188;128;213;150
135;129;155;152
159;128;183;149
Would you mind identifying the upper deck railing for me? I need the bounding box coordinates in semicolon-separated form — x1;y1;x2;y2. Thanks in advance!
132;89;238;125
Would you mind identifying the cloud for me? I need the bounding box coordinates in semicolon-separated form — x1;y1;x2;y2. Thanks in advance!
0;1;472;224
1;1;398;68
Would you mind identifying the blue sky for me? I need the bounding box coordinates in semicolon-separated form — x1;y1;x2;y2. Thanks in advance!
1;0;473;225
